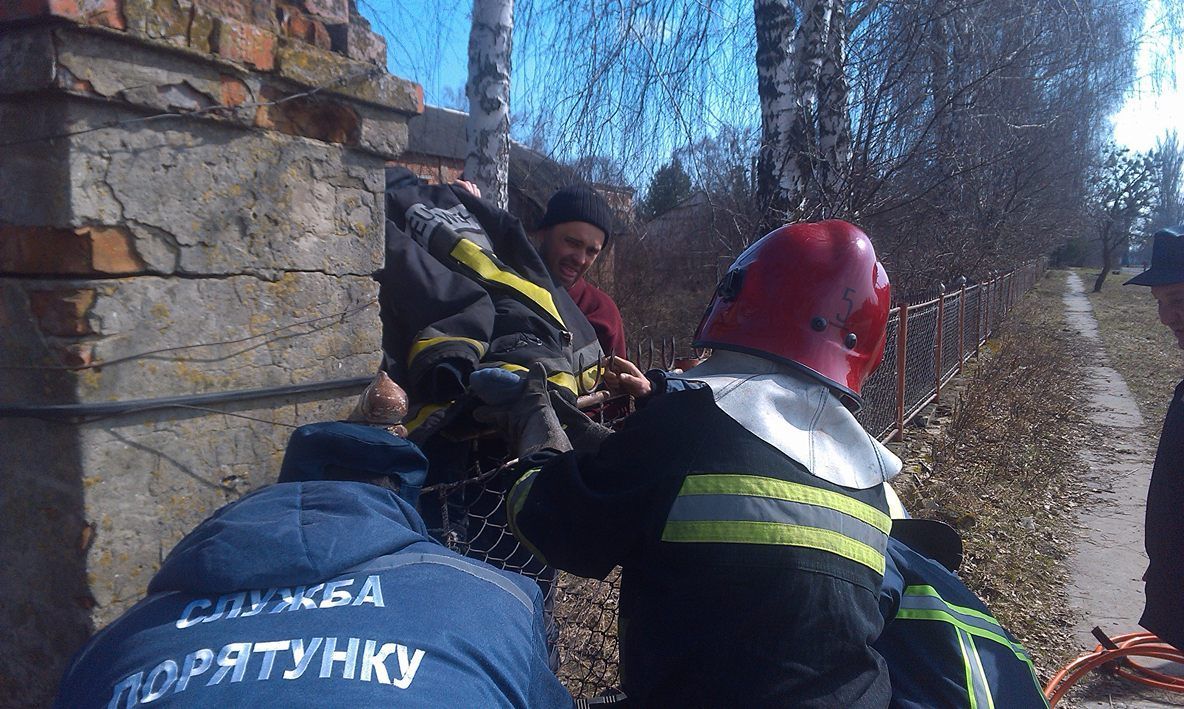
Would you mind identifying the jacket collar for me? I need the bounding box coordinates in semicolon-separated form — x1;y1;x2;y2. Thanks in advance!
674;351;901;489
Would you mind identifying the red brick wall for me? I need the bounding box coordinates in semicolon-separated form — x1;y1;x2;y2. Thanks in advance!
0;0;395;70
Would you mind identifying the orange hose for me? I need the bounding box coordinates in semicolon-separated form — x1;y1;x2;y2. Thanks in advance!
1044;632;1184;706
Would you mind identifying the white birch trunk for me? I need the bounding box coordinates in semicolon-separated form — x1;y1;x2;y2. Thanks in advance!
754;0;801;225
789;0;832;202
465;0;514;210
817;0;850;200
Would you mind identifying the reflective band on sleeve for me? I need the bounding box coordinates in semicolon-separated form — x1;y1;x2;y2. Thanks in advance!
666;494;888;559
661;474;890;574
897;585;1037;669
662;520;886;575
450;239;566;327
676;474;891;534
506;467;548;564
407;336;486;367
956;628;995;709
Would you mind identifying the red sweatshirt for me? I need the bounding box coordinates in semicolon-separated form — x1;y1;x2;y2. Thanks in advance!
567;278;626;358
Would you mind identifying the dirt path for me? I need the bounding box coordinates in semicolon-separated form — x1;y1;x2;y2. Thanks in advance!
1060;272;1178;707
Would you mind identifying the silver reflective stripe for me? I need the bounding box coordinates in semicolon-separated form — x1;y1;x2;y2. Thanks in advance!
666;493;888;555
957;628;995;709
355;552;533;613
899;589;1011;645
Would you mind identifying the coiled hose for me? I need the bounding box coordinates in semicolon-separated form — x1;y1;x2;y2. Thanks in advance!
1044;630;1184;706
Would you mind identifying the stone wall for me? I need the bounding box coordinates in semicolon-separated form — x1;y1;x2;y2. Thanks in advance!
0;2;420;703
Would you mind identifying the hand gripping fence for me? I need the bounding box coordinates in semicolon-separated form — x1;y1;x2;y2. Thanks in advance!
421;259;1047;699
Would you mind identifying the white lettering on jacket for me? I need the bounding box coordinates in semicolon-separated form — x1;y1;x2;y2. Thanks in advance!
106;636;426;706
175;576;383;629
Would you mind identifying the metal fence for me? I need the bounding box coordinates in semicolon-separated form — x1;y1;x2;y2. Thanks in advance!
420;258;1047;699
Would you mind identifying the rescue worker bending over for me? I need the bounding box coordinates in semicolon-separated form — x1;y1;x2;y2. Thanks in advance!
55;420;572;708
877;521;1048;708
474;221;898;706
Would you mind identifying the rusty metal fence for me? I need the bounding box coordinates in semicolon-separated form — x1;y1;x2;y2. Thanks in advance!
421;258;1047;699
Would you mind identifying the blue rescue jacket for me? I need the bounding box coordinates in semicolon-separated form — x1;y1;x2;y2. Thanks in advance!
55;482;572;708
877;537;1048;708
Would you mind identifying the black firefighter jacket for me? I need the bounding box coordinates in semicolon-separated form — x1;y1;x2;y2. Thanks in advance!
377;168;603;439
508;386;893;708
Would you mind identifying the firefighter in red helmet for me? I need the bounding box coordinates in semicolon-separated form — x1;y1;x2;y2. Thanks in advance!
473;221;899;707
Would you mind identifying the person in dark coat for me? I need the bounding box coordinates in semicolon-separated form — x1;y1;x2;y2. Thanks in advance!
473;221;898;707
55;421;572;709
876;531;1047;708
1125;224;1184;651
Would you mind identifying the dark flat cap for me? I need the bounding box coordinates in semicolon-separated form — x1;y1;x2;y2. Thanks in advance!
1127;225;1184;286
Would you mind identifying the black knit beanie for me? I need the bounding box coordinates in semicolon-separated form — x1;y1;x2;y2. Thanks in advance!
538;185;613;246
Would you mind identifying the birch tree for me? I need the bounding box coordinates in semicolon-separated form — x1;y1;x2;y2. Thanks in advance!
465;0;514;209
754;0;800;227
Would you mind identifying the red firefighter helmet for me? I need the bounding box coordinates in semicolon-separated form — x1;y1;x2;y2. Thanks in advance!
693;220;891;411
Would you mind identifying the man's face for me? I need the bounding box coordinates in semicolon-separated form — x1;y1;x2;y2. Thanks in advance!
539;221;606;288
1152;281;1184;350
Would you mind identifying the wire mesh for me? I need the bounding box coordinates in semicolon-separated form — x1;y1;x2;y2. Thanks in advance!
415;263;1042;698
902;301;939;420
856;311;899;437
939;293;963;385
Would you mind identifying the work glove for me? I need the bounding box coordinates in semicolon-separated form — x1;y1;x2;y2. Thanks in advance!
548;391;613;454
469;364;573;457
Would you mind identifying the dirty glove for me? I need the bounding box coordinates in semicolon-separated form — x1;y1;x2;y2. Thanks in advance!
548;391;613;453
469;364;572;457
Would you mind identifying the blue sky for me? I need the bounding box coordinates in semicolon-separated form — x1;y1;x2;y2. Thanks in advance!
359;0;1180;163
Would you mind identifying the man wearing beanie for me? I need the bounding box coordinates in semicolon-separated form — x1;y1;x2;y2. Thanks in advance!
536;185;627;358
55;415;572;708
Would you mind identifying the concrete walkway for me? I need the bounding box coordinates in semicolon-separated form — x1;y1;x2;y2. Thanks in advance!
1060;272;1177;707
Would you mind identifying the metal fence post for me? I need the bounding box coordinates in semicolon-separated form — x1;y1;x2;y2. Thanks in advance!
934;284;946;406
957;277;967;375
984;275;993;342
895;301;909;442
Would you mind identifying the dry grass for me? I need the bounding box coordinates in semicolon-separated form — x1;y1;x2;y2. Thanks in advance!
890;269;1091;678
1080;268;1184;428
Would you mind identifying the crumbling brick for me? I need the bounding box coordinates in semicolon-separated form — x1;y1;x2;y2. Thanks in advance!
202;0;276;26
0;225;145;276
189;7;217;53
212;15;276;70
27;288;97;337
0;0;126;30
218;74;250;106
254;86;359;144
122;0;190;43
326;21;386;66
300;0;346;24
277;3;330;49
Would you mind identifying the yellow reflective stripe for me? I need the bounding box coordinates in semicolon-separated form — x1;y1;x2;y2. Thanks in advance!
967;632;995;709
404;402;448;433
507;467;548;564
497;363;578;395
677;474;891;534
661;520;886;574
894;608;1034;666
407;336;485;366
956;629;979;709
450;238;565;326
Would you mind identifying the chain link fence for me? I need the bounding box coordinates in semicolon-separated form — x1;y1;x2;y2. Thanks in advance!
421;259;1047;699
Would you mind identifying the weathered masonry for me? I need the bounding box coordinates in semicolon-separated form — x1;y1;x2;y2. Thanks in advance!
0;1;421;702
